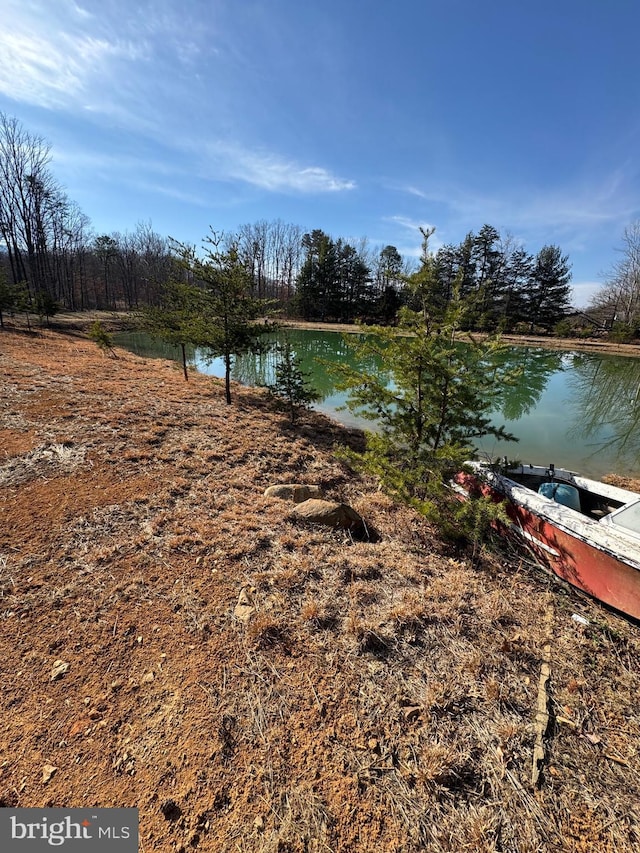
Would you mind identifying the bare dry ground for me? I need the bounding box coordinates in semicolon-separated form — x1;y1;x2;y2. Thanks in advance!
1;323;640;852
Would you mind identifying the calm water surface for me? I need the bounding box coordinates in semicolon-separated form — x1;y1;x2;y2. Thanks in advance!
114;328;640;480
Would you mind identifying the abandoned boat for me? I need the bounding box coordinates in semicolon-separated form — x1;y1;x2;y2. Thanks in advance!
455;461;640;621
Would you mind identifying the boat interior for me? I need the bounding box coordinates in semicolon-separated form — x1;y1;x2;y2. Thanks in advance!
500;463;627;521
466;460;640;541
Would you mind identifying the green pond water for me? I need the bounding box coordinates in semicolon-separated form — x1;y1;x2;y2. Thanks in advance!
114;328;640;480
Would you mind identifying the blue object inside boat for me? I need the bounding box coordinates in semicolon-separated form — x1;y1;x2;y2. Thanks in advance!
538;481;581;511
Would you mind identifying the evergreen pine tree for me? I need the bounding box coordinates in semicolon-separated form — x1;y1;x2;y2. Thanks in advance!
525;246;572;331
174;231;273;404
87;320;117;357
141;275;204;381
267;339;320;423
330;285;517;538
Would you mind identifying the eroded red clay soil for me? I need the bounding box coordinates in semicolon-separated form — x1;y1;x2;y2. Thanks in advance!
1;326;640;852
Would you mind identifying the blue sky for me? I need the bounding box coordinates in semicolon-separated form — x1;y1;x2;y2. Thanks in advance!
1;0;639;307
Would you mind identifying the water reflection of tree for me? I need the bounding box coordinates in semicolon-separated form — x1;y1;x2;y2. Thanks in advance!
114;331;193;362
568;354;640;462
118;331;573;429
232;329;387;401
231;341;278;389
492;347;564;420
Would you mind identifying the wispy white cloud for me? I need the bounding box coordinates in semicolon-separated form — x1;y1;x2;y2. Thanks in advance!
52;133;355;199
203;142;356;194
0;0;220;122
382;215;442;256
402;185;429;201
0;1;150;110
385;214;436;234
1;0;354;197
0;32;107;108
70;2;93;19
397;167;637;237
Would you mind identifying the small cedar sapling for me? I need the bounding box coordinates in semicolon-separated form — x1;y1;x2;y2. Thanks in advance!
172;230;274;404
267;339;320;423
88;320;117;357
141;276;204;381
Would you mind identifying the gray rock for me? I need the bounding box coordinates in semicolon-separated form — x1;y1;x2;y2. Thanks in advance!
290;499;364;532
264;484;324;503
50;659;70;681
234;586;256;622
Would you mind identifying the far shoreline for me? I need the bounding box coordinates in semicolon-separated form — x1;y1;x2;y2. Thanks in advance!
16;310;640;358
280;319;640;358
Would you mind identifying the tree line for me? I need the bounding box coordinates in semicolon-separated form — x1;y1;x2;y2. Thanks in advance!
4;110;640;337
294;224;573;332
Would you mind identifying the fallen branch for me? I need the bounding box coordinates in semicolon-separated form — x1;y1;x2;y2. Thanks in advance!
532;607;554;787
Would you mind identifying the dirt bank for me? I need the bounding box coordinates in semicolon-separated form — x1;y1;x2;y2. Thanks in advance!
1;327;639;851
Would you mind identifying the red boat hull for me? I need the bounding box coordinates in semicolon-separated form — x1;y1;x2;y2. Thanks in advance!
457;472;640;621
507;500;640;620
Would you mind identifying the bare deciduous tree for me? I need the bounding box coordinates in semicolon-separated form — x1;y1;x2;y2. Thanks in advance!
236;219;303;304
591;222;640;329
0;112;95;315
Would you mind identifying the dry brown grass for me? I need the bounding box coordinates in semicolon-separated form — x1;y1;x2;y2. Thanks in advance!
1;323;640;851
